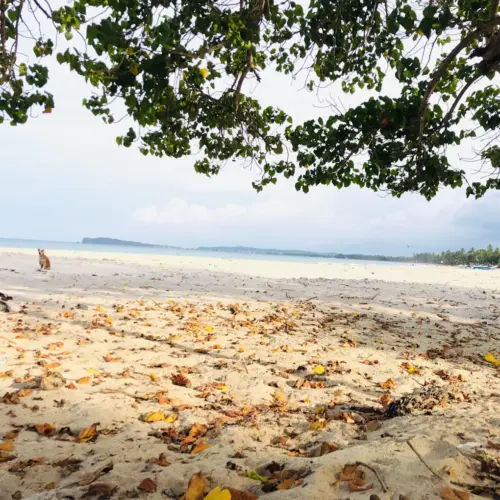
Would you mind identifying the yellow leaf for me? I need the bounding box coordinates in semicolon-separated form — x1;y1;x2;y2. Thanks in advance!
0;440;14;451
204;489;231;500
485;353;500;366
129;65;139;76
45;482;55;490
217;385;229;391
273;390;288;404
105;316;113;325
204;325;213;332
43;108;52;114
199;68;209;78
78;423;98;442
142;411;169;422
186;472;207;500
77;376;91;385
191;439;211;454
86;368;100;376
313;365;325;375
95;306;105;312
309;419;327;431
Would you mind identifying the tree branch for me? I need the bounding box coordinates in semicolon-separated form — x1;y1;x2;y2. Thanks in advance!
417;17;500;146
31;0;51;19
442;71;482;125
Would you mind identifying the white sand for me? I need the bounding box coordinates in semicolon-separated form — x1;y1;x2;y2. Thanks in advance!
0;248;499;500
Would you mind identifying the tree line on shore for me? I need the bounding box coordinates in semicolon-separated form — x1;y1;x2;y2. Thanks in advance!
413;246;500;266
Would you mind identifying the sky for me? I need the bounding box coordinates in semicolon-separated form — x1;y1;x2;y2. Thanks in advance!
1;25;500;256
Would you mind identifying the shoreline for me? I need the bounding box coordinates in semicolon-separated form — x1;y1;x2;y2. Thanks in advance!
1;246;499;289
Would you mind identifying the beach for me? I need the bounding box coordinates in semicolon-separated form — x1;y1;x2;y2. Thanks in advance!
0;248;499;500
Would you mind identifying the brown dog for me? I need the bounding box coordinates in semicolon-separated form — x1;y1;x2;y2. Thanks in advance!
38;249;51;271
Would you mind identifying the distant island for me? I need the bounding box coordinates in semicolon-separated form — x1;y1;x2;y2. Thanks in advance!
81;237;181;249
81;237;411;262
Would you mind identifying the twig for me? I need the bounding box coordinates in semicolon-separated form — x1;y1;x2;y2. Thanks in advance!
355;461;388;492
240;356;249;374
152;299;169;311
304;296;318;302
407;439;442;480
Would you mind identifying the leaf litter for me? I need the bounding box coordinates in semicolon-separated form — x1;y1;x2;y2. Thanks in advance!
0;290;498;499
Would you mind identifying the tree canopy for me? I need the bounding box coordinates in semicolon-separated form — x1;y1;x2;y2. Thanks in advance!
1;0;500;199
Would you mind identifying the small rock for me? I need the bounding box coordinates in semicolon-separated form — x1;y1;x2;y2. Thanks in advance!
12;491;22;500
76;303;88;310
0;301;11;313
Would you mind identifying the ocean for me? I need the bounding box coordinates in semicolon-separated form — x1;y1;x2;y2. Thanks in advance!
0;238;410;267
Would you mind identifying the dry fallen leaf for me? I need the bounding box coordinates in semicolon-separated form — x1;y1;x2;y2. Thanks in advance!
86;483;117;497
379;392;392;406
340;464;364;481
277;479;295;490
191;438;211;454
138;478;157;493
152;453;170;466
78;462;113;486
78;423;98;443
204;488;231;500
273;390;288;404
313;365;326;375
0;440;14;451
185;472;207;500
380;378;396;389
77;376;91;385
348;479;373;492
181;423;208;446
35;423;57;437
226;488;258;500
171;373;192;388
440;487;471;500
309;419;328;431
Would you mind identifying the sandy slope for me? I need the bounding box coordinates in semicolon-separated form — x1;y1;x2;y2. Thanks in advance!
0;249;499;500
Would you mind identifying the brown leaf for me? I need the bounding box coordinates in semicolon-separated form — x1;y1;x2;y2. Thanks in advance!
440;488;471;500
35;423;57;437
78;462;114;486
348;479;373;492
151;453;170;466
104;353;121;363
0;439;14;451
185;472;207;500
85;483;117;497
45;482;56;490
309;442;340;457
226;489;258;500
340;464;364;482
379;378;396;389
277;479;294;490
171;373;192;388
181;423;208;446
379;392;392;407
138;478;157;493
78;423;98;443
191;438;211;454
273;390;288;404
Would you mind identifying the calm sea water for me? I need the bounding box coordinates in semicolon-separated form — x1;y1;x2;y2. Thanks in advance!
0;238;410;267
